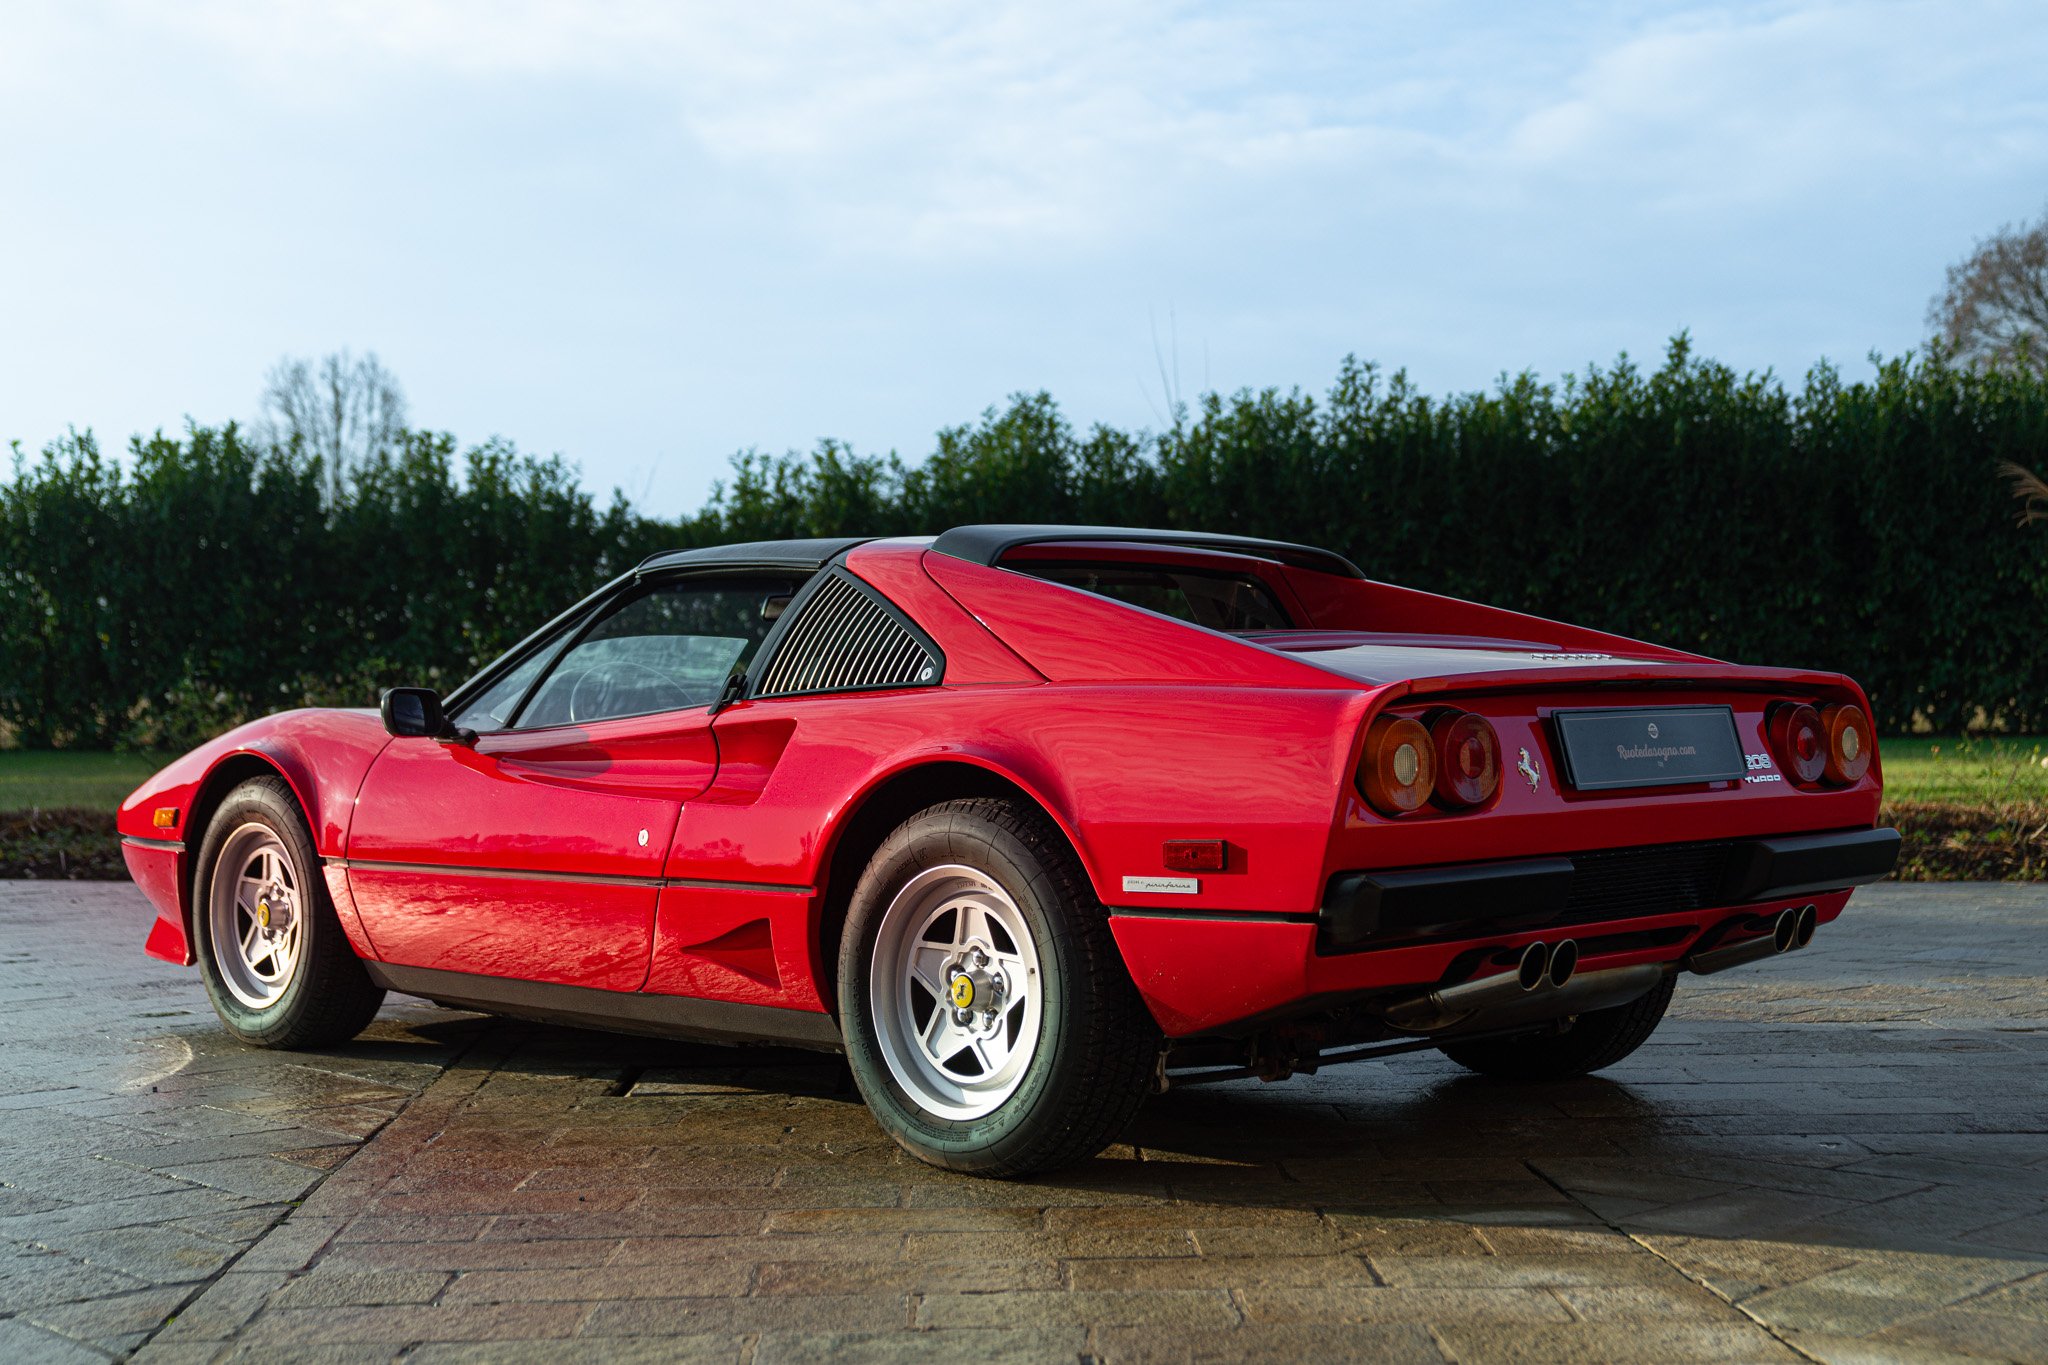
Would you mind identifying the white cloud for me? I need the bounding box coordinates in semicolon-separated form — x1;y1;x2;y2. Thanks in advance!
4;0;2046;502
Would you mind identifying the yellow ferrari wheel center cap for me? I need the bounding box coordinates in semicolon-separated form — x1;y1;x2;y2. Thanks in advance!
256;900;271;928
950;975;976;1009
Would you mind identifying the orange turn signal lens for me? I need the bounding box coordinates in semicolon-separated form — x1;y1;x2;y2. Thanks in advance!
152;807;179;829
1360;715;1435;816
1821;704;1872;785
1429;711;1500;808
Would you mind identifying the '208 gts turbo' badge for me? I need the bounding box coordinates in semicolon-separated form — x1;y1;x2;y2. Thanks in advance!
1517;747;1542;791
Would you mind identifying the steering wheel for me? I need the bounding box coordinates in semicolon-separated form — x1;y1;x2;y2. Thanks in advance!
567;661;691;723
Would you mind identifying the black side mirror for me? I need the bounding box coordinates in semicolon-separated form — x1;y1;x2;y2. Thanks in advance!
380;687;476;745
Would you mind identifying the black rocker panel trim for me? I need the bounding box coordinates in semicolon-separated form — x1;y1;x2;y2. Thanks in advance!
362;962;845;1051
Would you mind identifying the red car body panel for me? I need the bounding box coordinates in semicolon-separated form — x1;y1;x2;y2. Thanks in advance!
120;707;393;965
123;528;1892;1046
345;713;713;990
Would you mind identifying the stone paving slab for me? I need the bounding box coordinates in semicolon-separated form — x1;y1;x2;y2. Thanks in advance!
1;881;2045;1361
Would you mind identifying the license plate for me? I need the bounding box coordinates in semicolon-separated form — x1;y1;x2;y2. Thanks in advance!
1551;705;1745;791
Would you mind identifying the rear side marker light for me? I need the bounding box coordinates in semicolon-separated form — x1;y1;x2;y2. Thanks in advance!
1163;840;1226;872
153;808;179;829
1429;711;1500;808
1360;715;1435;816
1767;703;1827;785
1821;704;1872;785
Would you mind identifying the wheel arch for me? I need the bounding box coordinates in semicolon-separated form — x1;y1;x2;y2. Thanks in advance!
809;757;1098;1012
176;752;316;963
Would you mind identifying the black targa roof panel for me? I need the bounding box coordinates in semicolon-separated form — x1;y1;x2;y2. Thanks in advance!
637;537;876;577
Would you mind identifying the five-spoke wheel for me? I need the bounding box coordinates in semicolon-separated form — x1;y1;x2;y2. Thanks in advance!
193;776;384;1048
206;824;306;1009
868;864;1043;1121
839;798;1159;1177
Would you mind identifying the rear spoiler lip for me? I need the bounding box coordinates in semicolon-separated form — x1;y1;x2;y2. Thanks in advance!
932;524;1365;578
1345;661;1866;704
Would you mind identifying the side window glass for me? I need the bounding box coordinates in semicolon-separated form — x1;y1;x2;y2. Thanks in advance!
451;639;561;734
518;576;798;729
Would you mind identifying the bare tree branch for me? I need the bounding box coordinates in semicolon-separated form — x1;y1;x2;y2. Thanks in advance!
255;350;408;503
1930;208;2048;378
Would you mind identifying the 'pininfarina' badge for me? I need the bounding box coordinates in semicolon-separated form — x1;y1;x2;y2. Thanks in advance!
1517;747;1542;791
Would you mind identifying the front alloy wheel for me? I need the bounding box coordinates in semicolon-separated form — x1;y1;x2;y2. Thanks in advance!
207;824;307;1009
192;776;385;1048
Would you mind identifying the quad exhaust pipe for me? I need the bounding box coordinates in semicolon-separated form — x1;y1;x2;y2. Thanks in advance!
1380;938;1655;1033
1377;905;1820;1035
1684;903;1818;976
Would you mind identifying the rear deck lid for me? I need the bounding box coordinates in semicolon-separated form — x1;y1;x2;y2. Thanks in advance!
1249;631;1682;687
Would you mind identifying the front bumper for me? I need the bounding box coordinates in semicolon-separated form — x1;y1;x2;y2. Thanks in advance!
122;836;192;964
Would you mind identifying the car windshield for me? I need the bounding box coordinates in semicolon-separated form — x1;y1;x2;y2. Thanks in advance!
1016;562;1293;632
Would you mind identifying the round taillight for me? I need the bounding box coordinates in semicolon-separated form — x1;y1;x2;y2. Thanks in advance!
1430;711;1500;808
1361;715;1435;816
1768;703;1827;784
1822;704;1872;785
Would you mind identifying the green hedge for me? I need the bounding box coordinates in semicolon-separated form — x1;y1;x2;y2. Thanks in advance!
4;339;2045;746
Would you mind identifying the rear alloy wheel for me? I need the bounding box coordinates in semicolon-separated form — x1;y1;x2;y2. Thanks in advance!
193;777;385;1048
868;864;1045;1121
1438;970;1676;1081
840;798;1158;1177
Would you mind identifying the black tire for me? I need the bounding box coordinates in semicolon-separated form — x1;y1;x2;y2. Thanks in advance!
838;798;1159;1177
191;776;385;1048
1438;971;1676;1081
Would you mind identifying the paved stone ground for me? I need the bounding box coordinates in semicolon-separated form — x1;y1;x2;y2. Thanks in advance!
1;882;2044;1363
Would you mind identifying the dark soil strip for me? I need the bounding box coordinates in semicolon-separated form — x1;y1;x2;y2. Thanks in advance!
0;807;124;879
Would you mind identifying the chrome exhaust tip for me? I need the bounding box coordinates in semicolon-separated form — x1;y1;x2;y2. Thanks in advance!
1772;907;1799;954
1382;940;1558;1031
1687;904;1823;976
1547;938;1579;989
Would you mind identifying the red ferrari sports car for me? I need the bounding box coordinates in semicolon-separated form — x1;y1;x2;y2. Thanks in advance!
121;526;1897;1175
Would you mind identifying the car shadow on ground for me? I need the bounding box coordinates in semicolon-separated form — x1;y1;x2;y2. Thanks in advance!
400;1008;2048;1266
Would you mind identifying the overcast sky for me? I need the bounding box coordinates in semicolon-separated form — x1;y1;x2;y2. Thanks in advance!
4;1;2045;516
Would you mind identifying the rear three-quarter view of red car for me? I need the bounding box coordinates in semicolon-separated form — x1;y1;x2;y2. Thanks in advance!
118;525;1899;1177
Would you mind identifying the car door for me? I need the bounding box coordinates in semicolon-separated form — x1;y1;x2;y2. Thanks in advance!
345;573;802;992
642;567;949;1010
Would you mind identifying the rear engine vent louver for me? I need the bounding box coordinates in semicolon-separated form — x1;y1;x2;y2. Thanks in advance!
755;572;940;698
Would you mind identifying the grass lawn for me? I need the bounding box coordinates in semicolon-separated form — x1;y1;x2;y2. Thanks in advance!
0;750;164;813
1878;736;2048;805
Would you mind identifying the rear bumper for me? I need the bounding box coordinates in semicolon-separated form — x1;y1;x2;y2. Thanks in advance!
1319;826;1899;952
1109;827;1895;1038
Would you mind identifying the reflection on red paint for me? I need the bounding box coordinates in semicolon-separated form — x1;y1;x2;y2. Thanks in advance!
120;536;1888;1044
